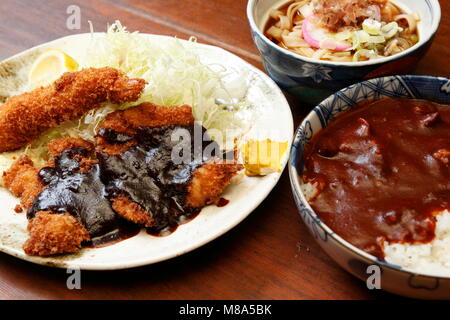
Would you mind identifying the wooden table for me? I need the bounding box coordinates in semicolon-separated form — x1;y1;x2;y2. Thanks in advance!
0;0;448;300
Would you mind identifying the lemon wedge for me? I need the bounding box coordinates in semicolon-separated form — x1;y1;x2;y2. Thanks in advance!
242;139;288;176
28;49;79;90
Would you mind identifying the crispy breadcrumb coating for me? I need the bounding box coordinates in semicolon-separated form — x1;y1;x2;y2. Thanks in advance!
186;160;243;208
3;102;242;255
4;138;96;256
96;103;242;226
0;67;146;152
47;137;94;156
23;211;90;256
96;102;194;155
47;138;97;172
112;195;154;227
3;155;43;210
109;159;242;228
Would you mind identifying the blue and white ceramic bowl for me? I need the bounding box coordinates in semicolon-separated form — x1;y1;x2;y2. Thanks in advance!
247;0;441;105
289;75;450;299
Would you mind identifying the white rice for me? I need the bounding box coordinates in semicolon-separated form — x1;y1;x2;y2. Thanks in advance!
302;181;450;276
385;210;450;275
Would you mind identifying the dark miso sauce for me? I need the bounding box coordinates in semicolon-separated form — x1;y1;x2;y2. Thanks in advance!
302;98;450;259
145;209;202;237
27;122;225;246
98;124;220;237
28;147;140;247
217;198;229;207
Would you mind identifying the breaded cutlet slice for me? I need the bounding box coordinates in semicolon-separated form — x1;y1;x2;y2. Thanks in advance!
109;160;243;228
3;155;44;211
23;211;90;256
4;138;93;256
46;137;98;172
185;160;242;208
47;137;95;156
96;102;243;228
96;102;195;155
3;137;96;209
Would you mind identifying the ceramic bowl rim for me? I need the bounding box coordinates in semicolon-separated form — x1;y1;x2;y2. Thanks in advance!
247;0;441;68
289;74;450;280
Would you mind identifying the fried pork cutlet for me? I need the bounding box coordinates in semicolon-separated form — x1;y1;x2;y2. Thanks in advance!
47;137;95;156
4;138;130;256
24;211;90;256
96;102;243;229
185;161;242;208
3;104;242;256
3;155;43;211
4;138;95;255
0;67;146;152
96;102;195;155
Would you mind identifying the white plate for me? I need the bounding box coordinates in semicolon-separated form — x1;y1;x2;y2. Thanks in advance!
0;34;293;270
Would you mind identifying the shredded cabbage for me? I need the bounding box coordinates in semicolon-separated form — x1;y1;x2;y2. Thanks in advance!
80;22;253;136
0;21;255;172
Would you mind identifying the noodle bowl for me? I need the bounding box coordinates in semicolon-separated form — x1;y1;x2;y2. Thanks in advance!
247;0;440;104
264;0;419;62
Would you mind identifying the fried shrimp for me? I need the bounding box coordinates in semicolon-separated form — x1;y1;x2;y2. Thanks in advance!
0;67;146;152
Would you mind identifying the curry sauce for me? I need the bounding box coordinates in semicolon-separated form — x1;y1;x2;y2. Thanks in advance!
302;98;450;259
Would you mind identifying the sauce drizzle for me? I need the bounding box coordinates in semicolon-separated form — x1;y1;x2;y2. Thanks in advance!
98;124;220;236
27;123;229;246
28;147;139;246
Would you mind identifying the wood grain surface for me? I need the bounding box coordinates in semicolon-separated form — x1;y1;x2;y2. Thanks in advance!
0;0;448;300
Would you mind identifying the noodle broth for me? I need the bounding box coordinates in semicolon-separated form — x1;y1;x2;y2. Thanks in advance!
263;0;420;62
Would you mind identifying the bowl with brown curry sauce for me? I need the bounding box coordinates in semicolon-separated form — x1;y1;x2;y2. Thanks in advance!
289;75;450;299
